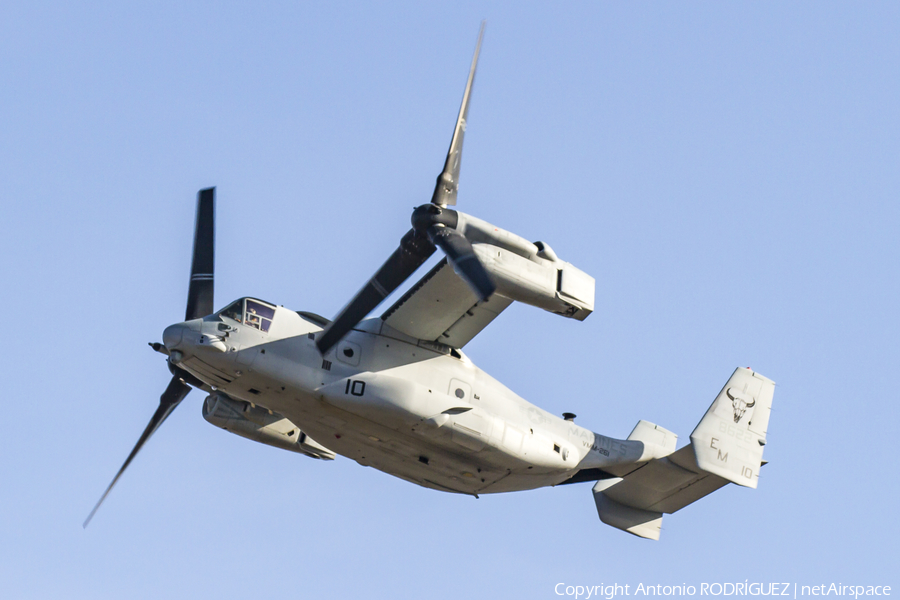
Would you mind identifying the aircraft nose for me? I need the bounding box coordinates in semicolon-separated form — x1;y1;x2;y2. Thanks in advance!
162;323;186;350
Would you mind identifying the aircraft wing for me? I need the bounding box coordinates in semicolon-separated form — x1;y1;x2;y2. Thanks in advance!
381;258;512;348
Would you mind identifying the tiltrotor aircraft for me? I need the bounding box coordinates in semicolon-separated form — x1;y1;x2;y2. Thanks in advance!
85;26;775;539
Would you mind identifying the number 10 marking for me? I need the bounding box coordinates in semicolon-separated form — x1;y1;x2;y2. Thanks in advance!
345;379;366;397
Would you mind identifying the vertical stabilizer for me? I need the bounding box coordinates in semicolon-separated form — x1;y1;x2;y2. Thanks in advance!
689;368;775;488
593;478;663;540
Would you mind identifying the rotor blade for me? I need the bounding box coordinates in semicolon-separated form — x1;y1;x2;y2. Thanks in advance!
428;226;496;301
431;21;485;208
185;187;215;320
83;376;192;528
317;230;435;355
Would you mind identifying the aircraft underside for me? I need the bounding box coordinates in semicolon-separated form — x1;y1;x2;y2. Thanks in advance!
188;349;579;496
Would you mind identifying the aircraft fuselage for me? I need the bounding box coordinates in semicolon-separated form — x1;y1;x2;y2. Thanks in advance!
163;301;644;496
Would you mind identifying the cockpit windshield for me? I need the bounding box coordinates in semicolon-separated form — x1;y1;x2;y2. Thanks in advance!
217;298;277;332
221;300;243;323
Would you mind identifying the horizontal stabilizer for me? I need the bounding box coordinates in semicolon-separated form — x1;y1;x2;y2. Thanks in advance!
591;368;775;540
592;446;730;539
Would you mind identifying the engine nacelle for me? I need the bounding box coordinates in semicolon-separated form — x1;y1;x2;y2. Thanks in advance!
473;243;594;321
456;212;595;321
202;393;335;460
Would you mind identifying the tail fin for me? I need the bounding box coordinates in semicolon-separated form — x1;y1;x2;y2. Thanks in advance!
690;367;775;488
591;367;775;539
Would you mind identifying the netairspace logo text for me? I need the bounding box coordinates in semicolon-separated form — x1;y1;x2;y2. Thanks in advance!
553;583;892;600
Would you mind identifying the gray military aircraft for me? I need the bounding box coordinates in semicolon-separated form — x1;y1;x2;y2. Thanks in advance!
85;25;775;539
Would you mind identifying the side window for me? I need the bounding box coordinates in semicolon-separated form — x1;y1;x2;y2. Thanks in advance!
336;341;361;366
449;379;473;401
245;300;276;332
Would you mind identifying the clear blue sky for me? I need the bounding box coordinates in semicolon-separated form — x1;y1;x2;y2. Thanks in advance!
2;2;897;598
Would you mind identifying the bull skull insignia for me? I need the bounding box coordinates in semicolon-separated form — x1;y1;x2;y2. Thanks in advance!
726;387;756;424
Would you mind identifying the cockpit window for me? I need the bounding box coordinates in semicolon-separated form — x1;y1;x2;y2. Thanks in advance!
217;298;277;332
245;299;275;332
221;300;243;323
